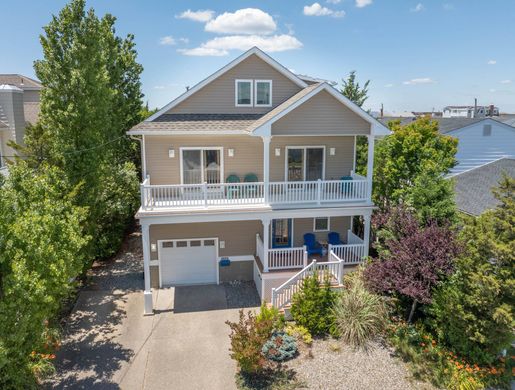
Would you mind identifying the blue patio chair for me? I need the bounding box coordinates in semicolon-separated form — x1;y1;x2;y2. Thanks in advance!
328;232;343;246
226;174;241;199
340;175;353;196
303;233;324;256
243;173;259;198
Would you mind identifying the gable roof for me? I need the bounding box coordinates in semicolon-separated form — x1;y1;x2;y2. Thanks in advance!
249;82;390;136
0;74;42;90
452;158;515;216
146;47;308;122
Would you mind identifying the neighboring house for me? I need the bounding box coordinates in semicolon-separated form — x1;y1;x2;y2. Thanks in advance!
452;158;515;216
380;117;515;175
0;74;42;174
442;104;499;118
128;47;389;315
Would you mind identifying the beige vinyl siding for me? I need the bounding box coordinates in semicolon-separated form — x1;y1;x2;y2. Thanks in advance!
271;90;370;136
168;54;302;114
145;135;263;185
22;90;40;103
291;217;351;247
269;136;355;181
149;221;262;260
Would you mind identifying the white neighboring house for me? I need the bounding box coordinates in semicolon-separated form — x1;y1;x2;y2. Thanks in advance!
442;105;499;118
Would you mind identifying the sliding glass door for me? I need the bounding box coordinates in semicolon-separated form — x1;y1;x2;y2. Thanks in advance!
182;148;221;184
287;147;324;182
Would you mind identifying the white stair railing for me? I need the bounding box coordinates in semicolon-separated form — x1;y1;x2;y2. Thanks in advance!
271;253;344;309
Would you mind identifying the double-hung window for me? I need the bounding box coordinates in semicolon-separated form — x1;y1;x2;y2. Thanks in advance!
235;80;253;106
255;80;272;107
181;147;223;185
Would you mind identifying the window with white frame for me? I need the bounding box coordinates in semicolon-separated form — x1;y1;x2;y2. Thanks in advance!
181;147;223;184
313;217;330;232
255;80;272;106
235;80;253;106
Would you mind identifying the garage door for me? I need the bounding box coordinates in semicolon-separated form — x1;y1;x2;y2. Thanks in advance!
160;238;217;286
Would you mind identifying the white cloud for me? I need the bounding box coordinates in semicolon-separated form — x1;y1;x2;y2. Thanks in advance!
500;79;512;84
178;37;189;44
159;36;176;45
487;59;497;65
178;34;303;56
304;3;345;17
410;3;425;12
355;0;373;8
327;0;342;3
403;78;435;85
176;9;215;23
205;8;277;35
384;83;394;88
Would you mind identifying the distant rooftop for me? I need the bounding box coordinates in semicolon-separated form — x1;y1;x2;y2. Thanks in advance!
379;116;515;133
0;74;42;90
452;158;515;216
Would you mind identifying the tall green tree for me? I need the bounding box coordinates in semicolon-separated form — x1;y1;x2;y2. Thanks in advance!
339;71;370;176
29;0;143;259
0;163;88;388
374;117;458;224
428;176;515;364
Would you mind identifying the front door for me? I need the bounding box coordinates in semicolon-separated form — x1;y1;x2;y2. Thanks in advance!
271;219;292;248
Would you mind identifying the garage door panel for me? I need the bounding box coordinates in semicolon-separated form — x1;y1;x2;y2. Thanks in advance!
160;239;217;286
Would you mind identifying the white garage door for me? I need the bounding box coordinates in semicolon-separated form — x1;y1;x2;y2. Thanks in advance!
160;238;217;286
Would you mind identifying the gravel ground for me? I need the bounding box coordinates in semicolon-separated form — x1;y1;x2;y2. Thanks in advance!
288;338;434;390
223;280;261;308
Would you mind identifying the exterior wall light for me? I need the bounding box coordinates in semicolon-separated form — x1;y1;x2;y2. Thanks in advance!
275;148;281;156
228;149;234;157
330;147;336;156
168;148;175;158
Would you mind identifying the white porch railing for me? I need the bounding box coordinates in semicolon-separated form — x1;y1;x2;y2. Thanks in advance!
271;256;344;309
140;176;369;210
268;246;307;270
329;230;366;264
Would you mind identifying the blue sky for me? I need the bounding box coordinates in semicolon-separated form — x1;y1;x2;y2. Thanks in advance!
2;0;515;113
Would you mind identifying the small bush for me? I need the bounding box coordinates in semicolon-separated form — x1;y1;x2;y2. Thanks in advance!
256;302;284;337
333;269;388;348
290;273;337;336
285;324;312;345
262;331;297;362
226;310;272;374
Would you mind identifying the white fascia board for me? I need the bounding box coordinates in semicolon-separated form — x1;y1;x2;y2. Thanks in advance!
445;118;515;136
137;205;375;225
126;130;250;136
252;83;390;136
145;47;307;123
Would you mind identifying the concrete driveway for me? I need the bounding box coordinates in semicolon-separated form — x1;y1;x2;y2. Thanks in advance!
46;231;260;389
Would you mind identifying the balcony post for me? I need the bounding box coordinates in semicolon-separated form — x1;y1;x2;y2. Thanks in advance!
262;136;271;203
363;214;371;258
262;218;270;272
317;179;322;205
203;181;208;208
366;134;375;200
141;223;153;315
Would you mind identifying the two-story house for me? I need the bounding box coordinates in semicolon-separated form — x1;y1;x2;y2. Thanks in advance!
128;47;389;315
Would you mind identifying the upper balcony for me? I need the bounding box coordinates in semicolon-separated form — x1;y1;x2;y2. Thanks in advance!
140;172;369;212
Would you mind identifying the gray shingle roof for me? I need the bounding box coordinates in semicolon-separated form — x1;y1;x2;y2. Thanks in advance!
23;102;40;125
0;74;42;90
130;113;264;133
452;158;515;216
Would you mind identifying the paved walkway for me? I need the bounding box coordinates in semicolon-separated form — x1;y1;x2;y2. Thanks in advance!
45;230;260;389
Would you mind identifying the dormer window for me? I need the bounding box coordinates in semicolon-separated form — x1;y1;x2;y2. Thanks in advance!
255;80;272;107
235;79;253;106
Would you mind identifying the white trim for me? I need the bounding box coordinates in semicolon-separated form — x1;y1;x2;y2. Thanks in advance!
142;135;147;179
149;260;159;266
254;80;272;107
179;146;224;185
270;218;294;248
138;206;374;225
285;146;326;181
235;79;253;107
145;47;307;122
157;237;220;287
253;83;390;136
352;135;357;172
313;217;330;232
128;130;250;136
218;255;254;262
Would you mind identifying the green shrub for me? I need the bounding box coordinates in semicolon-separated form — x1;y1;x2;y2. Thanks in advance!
256;301;284;337
285;324;312;345
290;273;336;336
333;269;388;348
226;310;271;374
262;331;297;362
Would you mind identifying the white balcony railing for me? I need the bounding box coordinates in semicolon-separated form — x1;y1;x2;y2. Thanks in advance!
268;246;307;270
329;231;366;264
140;176;369;210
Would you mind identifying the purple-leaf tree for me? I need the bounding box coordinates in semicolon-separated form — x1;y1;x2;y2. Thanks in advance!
364;207;460;322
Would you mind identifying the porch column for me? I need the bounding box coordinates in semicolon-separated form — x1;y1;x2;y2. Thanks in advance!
262;218;270;272
262;136;271;203
366;134;375;200
363;214;371;258
141;223;153;315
